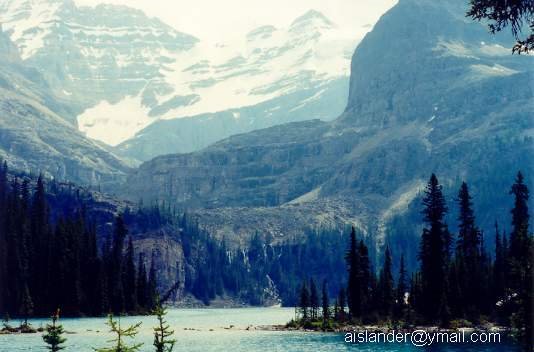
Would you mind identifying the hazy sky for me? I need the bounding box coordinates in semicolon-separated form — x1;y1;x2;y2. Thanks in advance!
73;0;398;41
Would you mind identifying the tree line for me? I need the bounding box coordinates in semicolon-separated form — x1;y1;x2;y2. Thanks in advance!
0;160;327;317
296;172;532;349
0;162;158;318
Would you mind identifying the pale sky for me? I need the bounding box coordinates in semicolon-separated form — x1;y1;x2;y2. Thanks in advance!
73;0;398;42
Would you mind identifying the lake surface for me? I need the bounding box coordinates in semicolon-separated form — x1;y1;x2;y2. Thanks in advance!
0;308;519;351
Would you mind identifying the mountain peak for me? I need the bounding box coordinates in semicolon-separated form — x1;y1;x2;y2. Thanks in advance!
290;9;334;30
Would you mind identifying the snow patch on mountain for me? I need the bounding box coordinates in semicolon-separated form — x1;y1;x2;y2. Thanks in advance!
78;95;151;146
0;1;371;146
0;0;65;59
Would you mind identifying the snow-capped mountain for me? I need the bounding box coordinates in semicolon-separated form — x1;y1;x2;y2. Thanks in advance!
0;0;198;144
0;26;129;185
0;0;367;155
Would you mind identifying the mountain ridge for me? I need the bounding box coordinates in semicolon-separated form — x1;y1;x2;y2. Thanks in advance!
0;28;130;186
123;0;533;253
0;0;359;154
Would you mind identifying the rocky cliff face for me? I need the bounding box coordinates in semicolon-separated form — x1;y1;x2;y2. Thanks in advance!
124;0;533;246
134;233;185;302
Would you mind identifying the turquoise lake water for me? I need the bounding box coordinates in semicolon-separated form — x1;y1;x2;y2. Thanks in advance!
0;308;519;351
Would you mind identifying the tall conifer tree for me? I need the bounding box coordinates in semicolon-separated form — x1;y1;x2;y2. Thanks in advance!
309;278;319;320
378;246;394;318
345;226;359;318
124;238;137;313
110;215;127;314
394;254;407;320
508;172;532;349
419;174;450;323
321;280;329;328
455;182;482;321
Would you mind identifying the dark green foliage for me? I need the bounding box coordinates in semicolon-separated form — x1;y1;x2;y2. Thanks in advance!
180;222;348;307
345;226;359;318
467;0;534;53
507;172;533;350
453;182;484;321
42;309;66;352
109;215;127;314
419;174;451;323
343;226;373;321
295;172;532;339
135;254;148;310
147;253;158;311
153;301;176;352
357;239;372;320
270;228;347;307
321;280;329;328
95;315;143;352
377;246;394;319
298;281;309;321
337;287;346;322
394;254;407;320
493;222;507;307
123;238;138;314
20;283;33;324
309;278;319;320
0;163;156;318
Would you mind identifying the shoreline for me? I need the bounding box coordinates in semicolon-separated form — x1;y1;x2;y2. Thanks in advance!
256;323;511;334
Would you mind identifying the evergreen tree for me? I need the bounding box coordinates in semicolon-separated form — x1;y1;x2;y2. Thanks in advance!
357;239;371;319
42;309;66;352
94;257;109;316
509;172;530;285
321;280;329;328
95;315;143;352
394;254;407;320
109;215;128;314
309;278;319;320
447;260;463;319
419;174;450;323
345;226;360;318
467;0;534;53
31;175;48;314
493;222;506;301
493;222;509;324
377;246;394;319
136;254;148;311
478;233;493;317
455;182;482;321
337;287;346;322
408;273;423;319
147;252;158;311
20;283;33;325
152;301;176;352
508;172;532;349
298;281;310;321
123;238;138;313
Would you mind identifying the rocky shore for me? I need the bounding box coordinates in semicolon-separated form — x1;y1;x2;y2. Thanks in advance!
257;322;510;334
0;323;42;334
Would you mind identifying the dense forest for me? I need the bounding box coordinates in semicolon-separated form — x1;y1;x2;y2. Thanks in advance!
0;161;265;317
0;161;350;316
294;172;533;349
0;161;159;318
0;161;532;349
